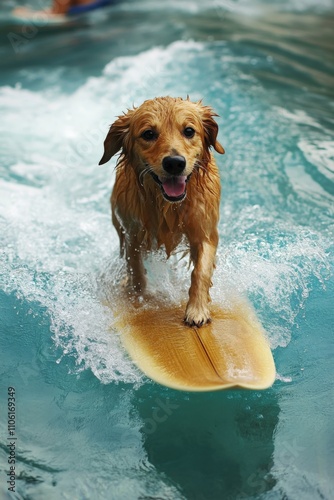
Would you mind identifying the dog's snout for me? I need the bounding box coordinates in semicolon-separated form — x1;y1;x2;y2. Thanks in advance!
162;155;186;175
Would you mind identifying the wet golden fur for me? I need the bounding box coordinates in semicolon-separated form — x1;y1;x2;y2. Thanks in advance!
100;96;224;326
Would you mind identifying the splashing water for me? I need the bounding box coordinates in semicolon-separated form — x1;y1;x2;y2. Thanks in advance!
1;40;331;385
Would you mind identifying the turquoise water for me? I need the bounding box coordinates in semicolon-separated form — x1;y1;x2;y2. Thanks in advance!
0;0;334;498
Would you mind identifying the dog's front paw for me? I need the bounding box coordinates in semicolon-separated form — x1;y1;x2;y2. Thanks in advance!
184;303;211;328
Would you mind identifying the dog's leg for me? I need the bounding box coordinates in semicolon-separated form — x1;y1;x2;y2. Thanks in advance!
112;202;146;295
124;229;147;295
184;238;217;327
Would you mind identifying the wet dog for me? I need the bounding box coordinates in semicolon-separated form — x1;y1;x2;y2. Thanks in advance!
99;96;224;326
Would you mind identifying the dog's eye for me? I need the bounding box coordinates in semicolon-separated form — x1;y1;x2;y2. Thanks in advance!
141;129;157;141
184;127;195;138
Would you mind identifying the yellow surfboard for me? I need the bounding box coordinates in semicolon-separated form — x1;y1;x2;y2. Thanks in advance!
114;298;276;392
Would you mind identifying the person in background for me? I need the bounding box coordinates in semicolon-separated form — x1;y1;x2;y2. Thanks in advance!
51;0;102;14
14;0;114;18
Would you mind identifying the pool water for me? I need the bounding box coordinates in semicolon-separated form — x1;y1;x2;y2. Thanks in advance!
0;0;333;498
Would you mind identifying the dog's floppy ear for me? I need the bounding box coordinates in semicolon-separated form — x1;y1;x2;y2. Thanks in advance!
99;110;133;165
200;105;225;155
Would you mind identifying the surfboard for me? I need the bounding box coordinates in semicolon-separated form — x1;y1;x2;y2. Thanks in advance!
9;7;68;27
0;8;83;32
7;0;115;26
114;298;276;392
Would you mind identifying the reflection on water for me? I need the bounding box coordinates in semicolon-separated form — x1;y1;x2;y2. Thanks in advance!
138;387;279;499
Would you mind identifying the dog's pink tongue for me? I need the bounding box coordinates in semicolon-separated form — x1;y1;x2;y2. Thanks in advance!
161;176;187;197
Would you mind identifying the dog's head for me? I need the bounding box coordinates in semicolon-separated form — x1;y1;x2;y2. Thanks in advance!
99;96;224;202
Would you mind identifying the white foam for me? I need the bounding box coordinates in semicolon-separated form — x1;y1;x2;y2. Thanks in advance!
214;205;330;348
298;139;334;182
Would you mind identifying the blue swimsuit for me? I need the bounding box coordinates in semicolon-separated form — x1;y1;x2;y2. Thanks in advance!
67;0;115;15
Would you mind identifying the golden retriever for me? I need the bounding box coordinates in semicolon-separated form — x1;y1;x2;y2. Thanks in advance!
99;96;224;326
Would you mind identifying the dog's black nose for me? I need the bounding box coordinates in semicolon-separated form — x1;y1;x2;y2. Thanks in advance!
162;155;186;175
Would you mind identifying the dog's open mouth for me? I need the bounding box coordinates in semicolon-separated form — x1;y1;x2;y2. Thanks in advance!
150;173;190;202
